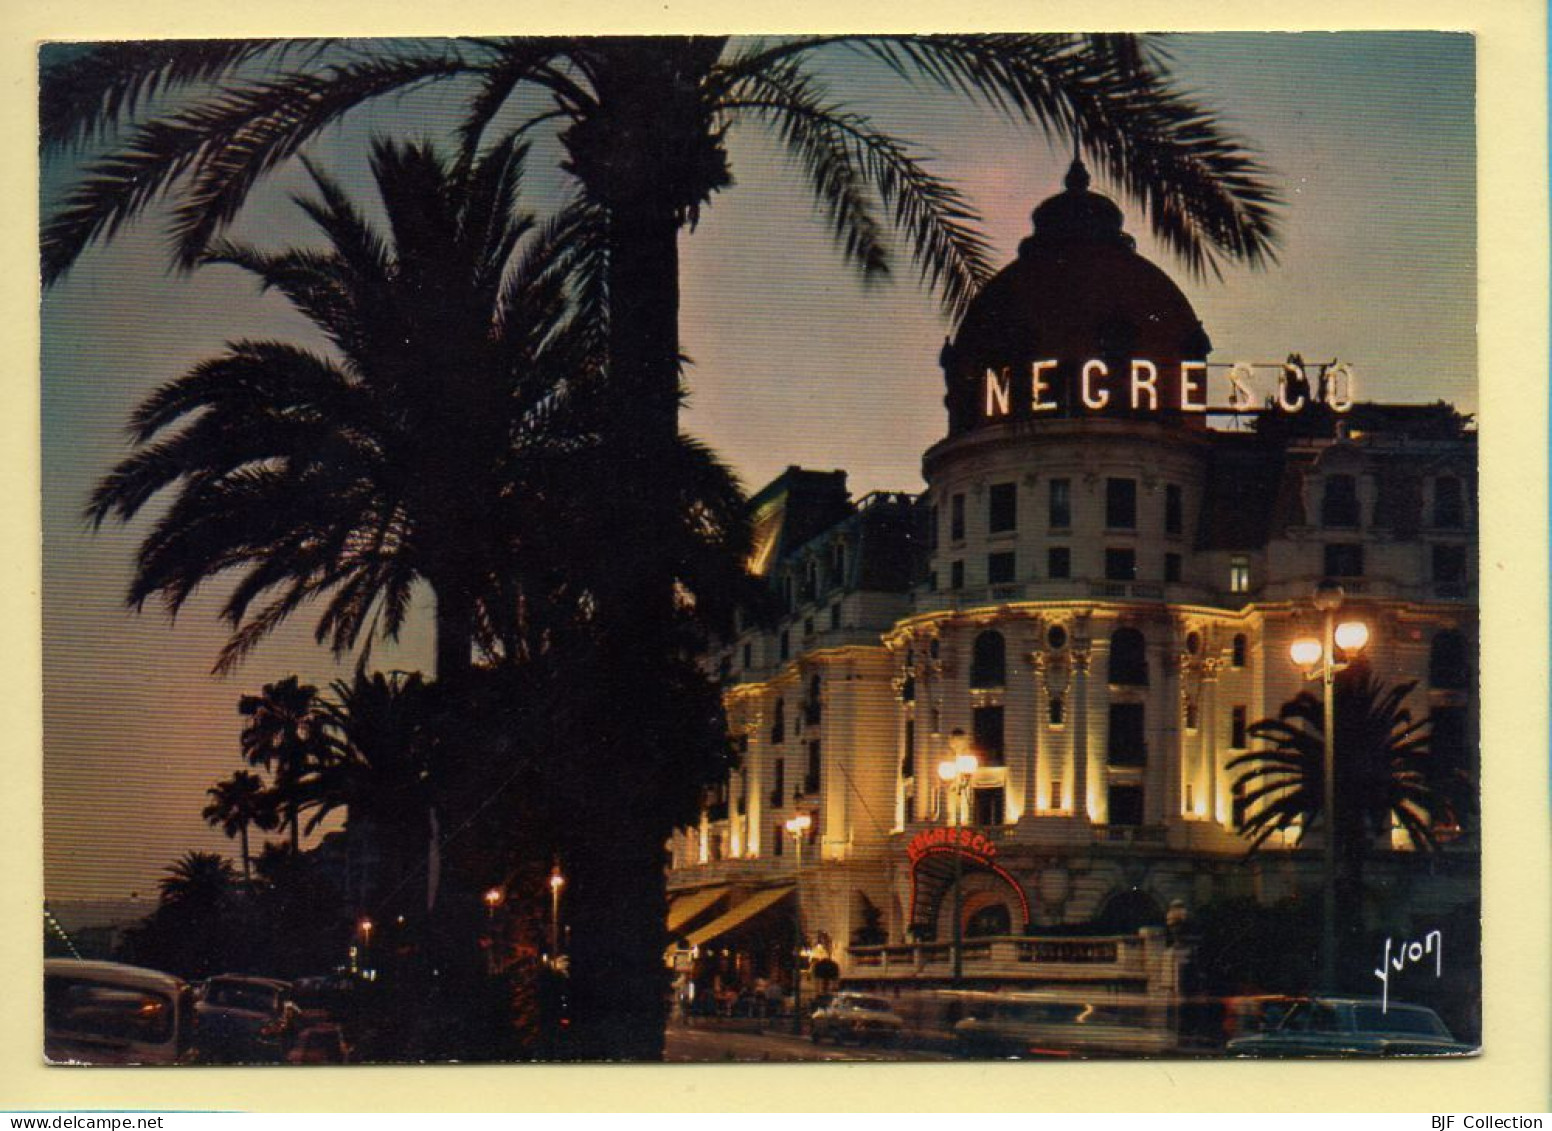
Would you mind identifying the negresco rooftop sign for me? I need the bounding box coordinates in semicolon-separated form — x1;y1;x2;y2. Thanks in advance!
982;359;1357;418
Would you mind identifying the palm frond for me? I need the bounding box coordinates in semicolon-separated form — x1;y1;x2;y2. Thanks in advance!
721;59;993;317
39;39;328;153
42;49;471;285
847;34;1281;279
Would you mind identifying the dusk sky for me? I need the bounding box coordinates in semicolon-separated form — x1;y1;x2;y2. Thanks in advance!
41;32;1475;903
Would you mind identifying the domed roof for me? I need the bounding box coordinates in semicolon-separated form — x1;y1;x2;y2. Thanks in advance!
941;159;1212;435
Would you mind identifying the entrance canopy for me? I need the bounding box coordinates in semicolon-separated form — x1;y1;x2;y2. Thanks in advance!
668;885;730;934
681;886;794;949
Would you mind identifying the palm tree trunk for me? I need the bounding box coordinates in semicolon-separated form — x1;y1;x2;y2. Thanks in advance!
564;807;672;1060
434;581;476;686
239;823;251;885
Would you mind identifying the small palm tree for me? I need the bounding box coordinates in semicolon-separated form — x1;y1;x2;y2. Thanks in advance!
201;769;277;883
238;676;325;853
158;849;239;911
1228;669;1469;859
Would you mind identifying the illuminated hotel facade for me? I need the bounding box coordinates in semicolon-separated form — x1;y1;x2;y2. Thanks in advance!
665;162;1477;999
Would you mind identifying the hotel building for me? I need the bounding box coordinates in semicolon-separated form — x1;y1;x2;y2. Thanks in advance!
665;162;1477;1005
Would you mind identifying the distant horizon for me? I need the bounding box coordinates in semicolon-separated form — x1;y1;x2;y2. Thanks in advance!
41;31;1475;903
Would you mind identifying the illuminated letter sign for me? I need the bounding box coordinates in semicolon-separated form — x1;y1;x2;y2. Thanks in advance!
984;368;1012;418
1129;359;1158;411
1325;363;1355;413
1081;360;1110;410
1226;363;1255;410
1031;360;1058;412
971;357;1358;420
907;827;997;865
1180;361;1207;412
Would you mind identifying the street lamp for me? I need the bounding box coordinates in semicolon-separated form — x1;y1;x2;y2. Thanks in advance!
483;887;503;920
937;728;979;983
1288;579;1369;992
548;863;565;965
785;812;812;1034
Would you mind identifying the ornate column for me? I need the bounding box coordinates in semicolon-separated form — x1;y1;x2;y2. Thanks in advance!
1071;642;1094;822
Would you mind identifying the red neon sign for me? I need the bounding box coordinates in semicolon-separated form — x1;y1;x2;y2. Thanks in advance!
907;826;997;864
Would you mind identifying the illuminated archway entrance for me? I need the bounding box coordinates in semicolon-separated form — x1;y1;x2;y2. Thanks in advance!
905;828;1030;939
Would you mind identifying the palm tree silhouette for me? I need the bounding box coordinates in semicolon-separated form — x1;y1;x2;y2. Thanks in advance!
1228;667;1475;980
202;769;277;884
83;138;622;682
158;849;239;911
237;676;325;854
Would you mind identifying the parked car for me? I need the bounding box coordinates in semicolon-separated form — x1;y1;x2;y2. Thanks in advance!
45;958;196;1065
285;1023;351;1065
194;974;298;1063
1225;997;1474;1057
809;993;904;1045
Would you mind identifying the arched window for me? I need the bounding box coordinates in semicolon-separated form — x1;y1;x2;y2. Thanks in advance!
1108;627;1148;686
1232;634;1248;668
1429;630;1470;690
969;630;1007;689
965;904;1012;939
1321;474;1361;527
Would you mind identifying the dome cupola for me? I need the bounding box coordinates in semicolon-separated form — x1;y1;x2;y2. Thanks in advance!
941;159;1213;435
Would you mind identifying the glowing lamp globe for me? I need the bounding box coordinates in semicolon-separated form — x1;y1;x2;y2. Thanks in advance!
955;753;980;777
937;759;959;782
1289;638;1324;668
1334;620;1370;653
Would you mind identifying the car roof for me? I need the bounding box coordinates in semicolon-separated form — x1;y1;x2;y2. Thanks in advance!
45;958;186;993
206;974;293;991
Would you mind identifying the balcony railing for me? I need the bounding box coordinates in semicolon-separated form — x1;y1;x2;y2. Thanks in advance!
847;932;1168;982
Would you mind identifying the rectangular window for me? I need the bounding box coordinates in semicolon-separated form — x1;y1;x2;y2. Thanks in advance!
1165;484;1183;535
927;505;939;551
829;602;842;630
805;740;822;794
951;560;965;590
951;493;966;542
1108;784;1144;827
1048;698;1065;726
779;629;791;661
902;718;916;779
1106;477;1137;529
1229;554;1250;594
1324;543;1364;578
928;570;938;592
973;704;1005;765
988;482;1018;533
1433;477;1465;529
742;642;752;669
988;551;1016;585
1231;706;1248;749
973;787;1005;827
1321;475;1361;528
1049;780;1064;810
1049;478;1072;529
773;825;784;856
1164;553;1182;583
1048;546;1071;579
1106;548;1137;582
771;758;785;807
1433;544;1467;583
1107;702;1147;766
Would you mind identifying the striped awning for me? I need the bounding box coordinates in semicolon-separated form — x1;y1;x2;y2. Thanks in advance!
667;885;730;934
681;886;794;949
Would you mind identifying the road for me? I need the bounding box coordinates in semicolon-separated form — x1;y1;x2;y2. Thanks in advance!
664;1021;954;1062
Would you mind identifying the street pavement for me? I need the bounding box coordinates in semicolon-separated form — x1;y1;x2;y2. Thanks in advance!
664;1020;954;1062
